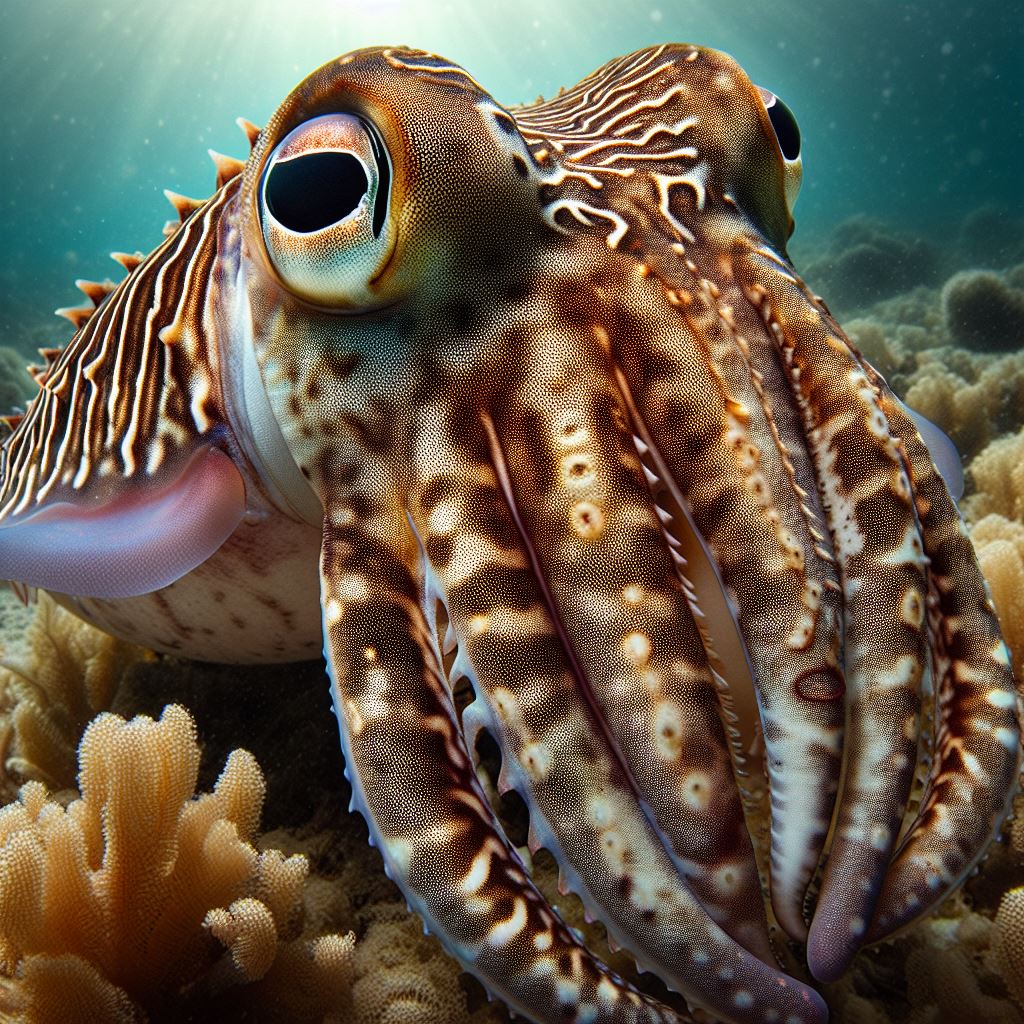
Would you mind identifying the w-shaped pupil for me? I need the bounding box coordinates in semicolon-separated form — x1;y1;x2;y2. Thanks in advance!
265;152;368;232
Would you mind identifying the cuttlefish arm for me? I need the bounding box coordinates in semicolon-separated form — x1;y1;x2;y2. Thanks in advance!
319;477;827;1024
318;505;690;1024
743;245;1021;980
863;360;1021;940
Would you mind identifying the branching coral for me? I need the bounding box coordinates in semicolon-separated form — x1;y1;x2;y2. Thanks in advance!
0;705;355;1023
263;825;518;1024
0;593;148;802
968;515;1024;679
966;427;1024;524
900;352;1024;462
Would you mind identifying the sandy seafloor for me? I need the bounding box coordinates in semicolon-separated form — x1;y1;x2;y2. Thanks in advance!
0;203;1022;1024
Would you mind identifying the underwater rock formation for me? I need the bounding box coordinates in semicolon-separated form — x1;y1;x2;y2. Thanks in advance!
943;268;1024;352
799;215;943;311
958;206;1024;273
0;347;32;420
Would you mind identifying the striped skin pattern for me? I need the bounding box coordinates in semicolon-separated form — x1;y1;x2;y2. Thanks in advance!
1;42;1021;1023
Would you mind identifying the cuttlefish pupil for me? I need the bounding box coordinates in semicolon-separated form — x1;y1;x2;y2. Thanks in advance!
0;42;1018;1024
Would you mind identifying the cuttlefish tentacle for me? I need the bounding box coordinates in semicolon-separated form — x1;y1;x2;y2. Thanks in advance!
489;328;771;961
862;367;1023;939
608;247;846;943
740;245;932;981
320;510;688;1024
406;415;827;1024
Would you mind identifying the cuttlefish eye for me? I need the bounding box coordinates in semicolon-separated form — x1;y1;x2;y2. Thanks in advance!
756;86;803;211
762;91;801;160
259;112;394;309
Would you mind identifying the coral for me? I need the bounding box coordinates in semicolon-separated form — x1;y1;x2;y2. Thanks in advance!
904;944;1020;1023
943;268;1024;352
800;215;943;312
349;906;493;1024
968;515;1024;678
0;705;355;1023
257;825;507;1024
821;903;1024;1024
965;427;1024;524
834;994;892;1024
1;954;142;1022
901;354;1024;463
0;590;34;656
0;593;148;802
862;284;950;351
992;887;1024;1007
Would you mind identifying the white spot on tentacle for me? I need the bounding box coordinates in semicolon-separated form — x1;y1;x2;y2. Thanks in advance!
488;897;528;946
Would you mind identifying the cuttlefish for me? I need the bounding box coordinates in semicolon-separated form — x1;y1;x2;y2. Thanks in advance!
0;44;1019;1024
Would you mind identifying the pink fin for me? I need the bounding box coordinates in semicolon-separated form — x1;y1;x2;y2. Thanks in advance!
0;447;245;599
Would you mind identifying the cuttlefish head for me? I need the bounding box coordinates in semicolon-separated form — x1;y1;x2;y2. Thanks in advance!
234;44;805;498
233;48;552;493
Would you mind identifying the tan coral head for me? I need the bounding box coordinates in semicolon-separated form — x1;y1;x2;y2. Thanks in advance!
0;705;356;1021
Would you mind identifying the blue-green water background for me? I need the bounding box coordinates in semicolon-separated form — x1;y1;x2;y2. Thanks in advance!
0;0;1021;353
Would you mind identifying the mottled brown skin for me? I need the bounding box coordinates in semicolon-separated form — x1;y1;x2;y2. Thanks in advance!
1;43;1020;1024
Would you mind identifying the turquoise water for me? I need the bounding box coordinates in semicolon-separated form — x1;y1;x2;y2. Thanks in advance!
0;0;1020;352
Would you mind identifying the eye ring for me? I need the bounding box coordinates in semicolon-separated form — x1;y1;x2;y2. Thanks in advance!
258;113;396;310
